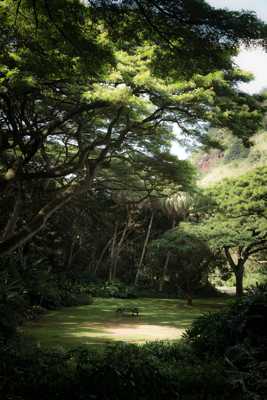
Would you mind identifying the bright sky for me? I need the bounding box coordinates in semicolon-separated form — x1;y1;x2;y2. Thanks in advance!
208;0;267;94
172;0;267;158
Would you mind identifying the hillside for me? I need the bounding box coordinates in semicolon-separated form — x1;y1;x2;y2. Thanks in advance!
191;131;267;187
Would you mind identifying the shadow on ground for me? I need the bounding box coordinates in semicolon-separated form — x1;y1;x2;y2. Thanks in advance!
22;297;229;348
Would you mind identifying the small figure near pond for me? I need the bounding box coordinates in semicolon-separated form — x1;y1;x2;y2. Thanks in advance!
116;307;139;317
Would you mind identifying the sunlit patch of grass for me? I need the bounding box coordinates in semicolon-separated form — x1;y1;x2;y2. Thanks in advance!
22;297;230;349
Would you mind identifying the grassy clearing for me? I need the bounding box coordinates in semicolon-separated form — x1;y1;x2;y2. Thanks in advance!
22;297;230;349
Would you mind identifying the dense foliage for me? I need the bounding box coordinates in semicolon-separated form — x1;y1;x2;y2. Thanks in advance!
0;285;266;400
0;0;265;255
178;166;267;296
0;1;266;398
150;226;216;303
0;342;231;400
185;284;267;399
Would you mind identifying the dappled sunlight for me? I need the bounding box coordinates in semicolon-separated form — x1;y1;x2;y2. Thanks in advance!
160;320;192;326
23;297;229;348
104;324;184;341
67;322;184;342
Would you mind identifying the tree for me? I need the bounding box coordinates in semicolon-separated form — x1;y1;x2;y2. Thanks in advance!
83;1;267;78
183;166;267;297
157;191;195;291
133;189;196;287
0;0;265;258
151;226;215;304
0;0;193;255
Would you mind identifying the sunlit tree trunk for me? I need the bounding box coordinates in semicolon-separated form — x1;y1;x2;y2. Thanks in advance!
234;262;245;298
135;211;154;286
224;247;246;297
2;185;22;241
159;217;176;292
95;238;112;275
112;222;129;281
159;252;171;292
109;221;118;281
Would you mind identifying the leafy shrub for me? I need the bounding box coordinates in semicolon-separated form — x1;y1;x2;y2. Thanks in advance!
29;280;94;309
23;305;47;321
0;263;94;343
142;341;197;363
0;271;27;341
88;281;138;299
184;310;236;356
1;285;266;400
61;292;94;307
0;342;75;400
0;341;236;400
193;282;223;298
224;138;249;162
184;284;267;400
185;284;267;356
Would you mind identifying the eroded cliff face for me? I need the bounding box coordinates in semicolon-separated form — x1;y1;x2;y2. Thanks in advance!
196;150;224;173
190;132;267;187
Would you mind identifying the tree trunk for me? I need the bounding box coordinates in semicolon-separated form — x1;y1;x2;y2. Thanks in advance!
186;294;193;306
159;217;176;292
95;218;130;278
2;185;22;240
109;222;118;281
185;277;193;306
224;246;246;298
135;211;154;286
65;220;79;270
159;252;170;292
66;236;76;270
112;222;128;281
234;263;244;297
94;238;112;274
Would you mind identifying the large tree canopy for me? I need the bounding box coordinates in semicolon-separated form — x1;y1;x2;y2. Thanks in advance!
0;0;266;256
83;0;267;76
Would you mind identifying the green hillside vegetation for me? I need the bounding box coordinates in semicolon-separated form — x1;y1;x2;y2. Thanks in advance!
191;131;267;187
